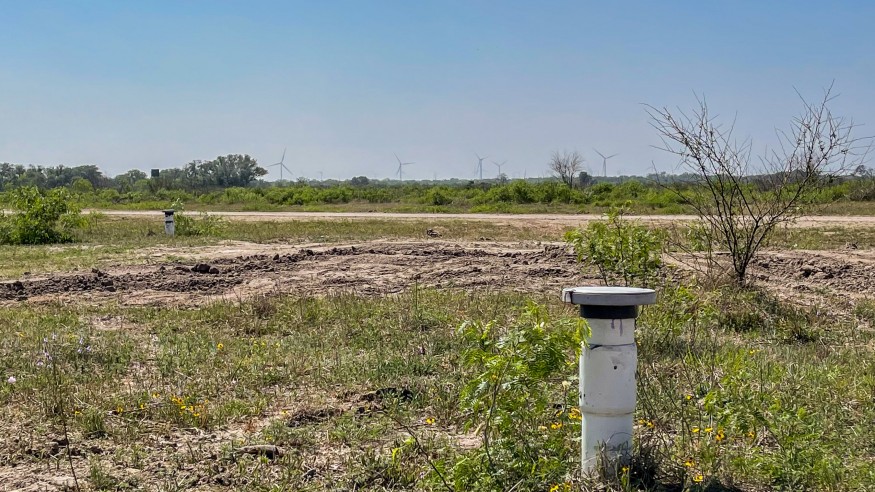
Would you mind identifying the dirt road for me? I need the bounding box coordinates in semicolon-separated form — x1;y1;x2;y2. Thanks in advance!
92;210;875;228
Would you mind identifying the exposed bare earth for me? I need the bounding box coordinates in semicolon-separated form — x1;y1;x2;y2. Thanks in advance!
0;241;584;306
2;239;874;307
749;248;875;300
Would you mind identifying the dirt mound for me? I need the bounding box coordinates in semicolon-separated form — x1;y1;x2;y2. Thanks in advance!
0;242;583;306
750;249;875;298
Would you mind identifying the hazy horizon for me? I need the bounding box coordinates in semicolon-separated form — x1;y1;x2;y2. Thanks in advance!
2;1;873;181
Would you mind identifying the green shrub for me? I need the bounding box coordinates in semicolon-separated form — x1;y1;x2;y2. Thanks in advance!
0;186;83;245
317;186;353;204
170;199;225;237
446;303;585;491
564;209;665;286
426;187;453;206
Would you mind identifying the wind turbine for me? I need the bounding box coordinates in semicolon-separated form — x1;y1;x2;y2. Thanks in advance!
492;160;507;178
475;153;488;180
394;153;414;181
270;148;293;181
593;149;618;178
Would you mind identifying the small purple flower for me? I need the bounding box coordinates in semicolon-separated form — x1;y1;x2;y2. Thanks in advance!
6;376;16;384
36;360;44;368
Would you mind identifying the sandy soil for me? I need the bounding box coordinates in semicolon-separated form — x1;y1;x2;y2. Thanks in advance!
92;210;875;228
0;240;584;306
2;239;873;307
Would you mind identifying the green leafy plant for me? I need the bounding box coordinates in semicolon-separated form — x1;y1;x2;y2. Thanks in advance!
564;208;665;286
0;186;83;244
170;198;225;236
447;302;586;491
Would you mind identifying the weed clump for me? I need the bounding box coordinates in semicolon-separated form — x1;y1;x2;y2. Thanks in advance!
444;302;585;491
565;208;665;287
170;199;225;236
0;186;83;245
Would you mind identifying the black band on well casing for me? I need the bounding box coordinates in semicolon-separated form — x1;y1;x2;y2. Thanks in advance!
580;305;639;319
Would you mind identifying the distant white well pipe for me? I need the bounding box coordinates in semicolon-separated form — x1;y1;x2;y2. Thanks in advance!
561;286;656;474
163;209;175;236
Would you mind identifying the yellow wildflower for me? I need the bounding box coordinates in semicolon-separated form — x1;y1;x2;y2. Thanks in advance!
217;343;224;351
704;427;713;433
691;427;700;433
693;473;704;483
550;422;563;430
568;407;581;420
425;417;436;425
715;429;726;442
684;459;694;468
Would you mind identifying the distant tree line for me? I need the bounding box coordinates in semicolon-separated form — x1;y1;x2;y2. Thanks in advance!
0;154;266;193
1;151;874;213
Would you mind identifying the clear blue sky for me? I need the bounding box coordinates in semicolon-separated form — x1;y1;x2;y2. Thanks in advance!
1;1;872;180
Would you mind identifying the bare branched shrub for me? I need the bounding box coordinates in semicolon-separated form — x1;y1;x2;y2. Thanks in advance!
548;150;584;188
647;85;871;284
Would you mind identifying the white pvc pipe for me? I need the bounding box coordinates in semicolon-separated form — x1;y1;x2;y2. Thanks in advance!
579;318;637;471
562;286;656;474
164;210;175;236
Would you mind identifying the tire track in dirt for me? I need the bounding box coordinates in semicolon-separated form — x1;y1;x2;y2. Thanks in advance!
3;240;874;307
750;248;875;299
0;241;585;306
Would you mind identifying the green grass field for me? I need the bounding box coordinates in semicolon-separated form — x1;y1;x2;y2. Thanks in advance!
1;215;874;490
2;286;874;490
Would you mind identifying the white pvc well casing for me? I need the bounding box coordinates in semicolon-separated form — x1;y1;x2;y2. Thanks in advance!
587;318;635;346
580;414;634;463
561;286;656;475
580;322;637;472
163;211;175;236
580;338;637;414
